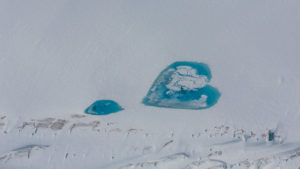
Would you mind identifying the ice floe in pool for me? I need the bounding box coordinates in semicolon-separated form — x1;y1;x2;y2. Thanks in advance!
143;61;221;109
85;100;123;115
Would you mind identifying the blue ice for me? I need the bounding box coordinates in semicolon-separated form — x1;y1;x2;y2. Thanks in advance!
143;61;221;109
85;100;123;115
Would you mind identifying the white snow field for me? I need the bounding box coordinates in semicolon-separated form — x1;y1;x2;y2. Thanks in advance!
1;0;300;169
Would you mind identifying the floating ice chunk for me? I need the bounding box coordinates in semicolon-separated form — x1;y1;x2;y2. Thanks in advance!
84;100;123;115
166;66;208;91
143;61;220;109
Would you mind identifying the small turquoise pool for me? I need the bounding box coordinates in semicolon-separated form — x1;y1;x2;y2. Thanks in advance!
85;100;123;115
143;61;221;109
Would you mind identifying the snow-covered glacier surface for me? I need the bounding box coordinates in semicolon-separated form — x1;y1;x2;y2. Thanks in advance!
1;0;300;169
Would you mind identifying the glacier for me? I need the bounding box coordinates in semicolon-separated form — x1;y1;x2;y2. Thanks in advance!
0;0;300;169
